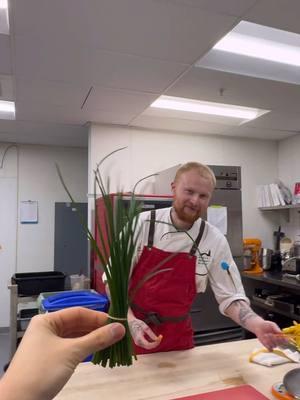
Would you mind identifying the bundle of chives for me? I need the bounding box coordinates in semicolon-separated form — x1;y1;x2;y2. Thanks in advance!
57;147;142;367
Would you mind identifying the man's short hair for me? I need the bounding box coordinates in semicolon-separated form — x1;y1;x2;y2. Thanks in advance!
174;162;216;188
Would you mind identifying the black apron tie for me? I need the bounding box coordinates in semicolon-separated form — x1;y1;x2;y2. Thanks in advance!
147;209;156;249
189;219;206;256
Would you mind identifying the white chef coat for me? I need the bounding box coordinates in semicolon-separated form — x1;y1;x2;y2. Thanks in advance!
132;207;249;315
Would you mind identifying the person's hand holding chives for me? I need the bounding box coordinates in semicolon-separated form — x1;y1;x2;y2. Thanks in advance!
0;307;125;400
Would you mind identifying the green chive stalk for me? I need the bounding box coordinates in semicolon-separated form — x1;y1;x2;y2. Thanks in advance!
57;147;142;367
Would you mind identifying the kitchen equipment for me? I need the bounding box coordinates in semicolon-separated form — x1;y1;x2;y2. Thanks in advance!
191;165;244;345
259;248;273;270
281;237;293;254
243;238;263;274
272;382;296;400
281;237;293;264
283;368;300;399
290;239;300;258
284;273;300;281
282;258;300;275
283;238;300;274
271;227;284;272
271;252;283;272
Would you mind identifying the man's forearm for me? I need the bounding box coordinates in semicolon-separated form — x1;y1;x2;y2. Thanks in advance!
224;300;264;333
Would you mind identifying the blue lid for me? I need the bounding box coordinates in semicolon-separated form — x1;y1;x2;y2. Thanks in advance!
42;290;109;312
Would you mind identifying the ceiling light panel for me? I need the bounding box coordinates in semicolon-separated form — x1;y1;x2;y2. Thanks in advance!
196;21;300;84
150;95;269;124
0;100;15;119
0;0;9;34
214;32;300;67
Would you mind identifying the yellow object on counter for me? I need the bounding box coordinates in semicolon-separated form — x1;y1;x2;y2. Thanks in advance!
249;347;300;366
282;321;300;350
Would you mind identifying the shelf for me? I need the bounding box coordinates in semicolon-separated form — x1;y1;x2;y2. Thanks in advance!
251;299;300;322
258;204;300;211
16;295;38;303
8;284;40;359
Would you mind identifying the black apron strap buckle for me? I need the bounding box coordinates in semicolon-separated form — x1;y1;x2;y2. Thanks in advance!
145;311;162;325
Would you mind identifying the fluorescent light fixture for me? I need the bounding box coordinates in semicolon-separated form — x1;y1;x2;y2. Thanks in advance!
0;0;8;9
213;27;300;67
0;0;9;34
150;96;268;121
0;100;15;119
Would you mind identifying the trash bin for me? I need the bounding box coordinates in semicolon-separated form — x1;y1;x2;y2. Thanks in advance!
12;271;65;295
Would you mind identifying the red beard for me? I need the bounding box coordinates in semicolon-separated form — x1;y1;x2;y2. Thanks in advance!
172;200;202;225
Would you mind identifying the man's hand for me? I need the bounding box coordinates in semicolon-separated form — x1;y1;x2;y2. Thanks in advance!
128;316;162;350
252;319;285;351
225;300;285;350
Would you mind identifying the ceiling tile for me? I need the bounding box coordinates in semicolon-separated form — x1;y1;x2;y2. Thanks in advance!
16;79;89;107
15;98;139;126
15;101;88;125
80;109;136;125
0;34;11;74
221;125;297;140
85;86;158;115
14;36;189;93
245;0;300;35
166;67;300;113
248;111;300;132
162;0;258;16
0;119;88;147
130;114;229;135
13;0;238;64
0;75;14;100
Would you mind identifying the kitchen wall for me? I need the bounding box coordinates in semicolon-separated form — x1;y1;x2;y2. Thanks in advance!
278;135;300;241
89;124;280;249
0;143;87;327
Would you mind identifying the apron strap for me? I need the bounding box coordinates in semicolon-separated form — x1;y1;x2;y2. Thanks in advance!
147;209;156;249
131;302;189;325
189;219;206;256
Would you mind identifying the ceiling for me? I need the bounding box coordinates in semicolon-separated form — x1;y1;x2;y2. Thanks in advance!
1;0;300;147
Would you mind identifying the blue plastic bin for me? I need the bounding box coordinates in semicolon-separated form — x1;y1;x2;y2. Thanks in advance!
41;290;109;362
41;290;109;313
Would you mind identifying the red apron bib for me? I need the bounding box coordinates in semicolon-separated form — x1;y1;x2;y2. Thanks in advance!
128;210;206;354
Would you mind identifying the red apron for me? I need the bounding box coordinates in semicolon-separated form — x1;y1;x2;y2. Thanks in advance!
128;210;206;354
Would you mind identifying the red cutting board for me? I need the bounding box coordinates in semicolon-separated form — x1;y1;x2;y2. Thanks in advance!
172;384;270;399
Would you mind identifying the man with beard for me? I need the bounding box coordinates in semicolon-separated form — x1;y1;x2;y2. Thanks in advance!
128;162;283;354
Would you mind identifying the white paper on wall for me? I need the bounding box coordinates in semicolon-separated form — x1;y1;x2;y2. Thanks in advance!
20;200;38;223
207;206;227;235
